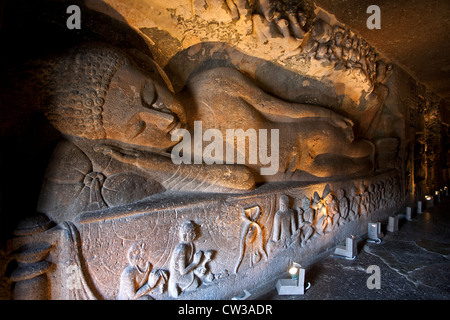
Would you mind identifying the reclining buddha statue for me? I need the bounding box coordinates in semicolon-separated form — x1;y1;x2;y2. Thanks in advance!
36;42;374;223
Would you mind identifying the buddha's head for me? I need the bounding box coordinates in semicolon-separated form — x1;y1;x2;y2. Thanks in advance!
42;42;186;150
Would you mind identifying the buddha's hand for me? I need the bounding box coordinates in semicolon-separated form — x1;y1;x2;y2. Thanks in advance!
93;144;140;164
331;114;354;141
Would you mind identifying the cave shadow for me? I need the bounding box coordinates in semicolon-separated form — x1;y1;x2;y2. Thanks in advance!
0;0;152;242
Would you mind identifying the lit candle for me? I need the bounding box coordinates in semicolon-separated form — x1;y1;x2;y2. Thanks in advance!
289;265;299;284
425;195;434;208
435;191;441;203
277;262;307;295
367;222;382;243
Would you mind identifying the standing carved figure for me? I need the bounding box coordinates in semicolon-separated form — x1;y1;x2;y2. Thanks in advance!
311;191;330;235
349;186;360;221
269;195;297;248
326;194;340;230
368;184;376;212
234;206;267;273
297;197;314;247
337;188;349;222
379;181;387;209
360;183;369;216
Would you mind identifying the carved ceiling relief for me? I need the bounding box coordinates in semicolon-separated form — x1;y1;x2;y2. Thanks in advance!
3;0;423;300
88;0;391;99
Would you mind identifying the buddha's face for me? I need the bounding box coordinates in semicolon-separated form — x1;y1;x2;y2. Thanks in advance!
102;63;185;150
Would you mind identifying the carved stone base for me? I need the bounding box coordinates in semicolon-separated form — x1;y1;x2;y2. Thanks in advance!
6;170;403;300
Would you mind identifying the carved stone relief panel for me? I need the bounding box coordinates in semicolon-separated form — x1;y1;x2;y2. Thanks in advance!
5;170;403;300
2;0;438;301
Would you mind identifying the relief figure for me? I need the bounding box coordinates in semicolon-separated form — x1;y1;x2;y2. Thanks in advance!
360;183;369;216
118;243;168;300
337;188;350;221
349;186;360;221
311;188;332;235
326;194;340;231
234;206;267;273
268;195;297;251
297;196;314;246
168;220;213;298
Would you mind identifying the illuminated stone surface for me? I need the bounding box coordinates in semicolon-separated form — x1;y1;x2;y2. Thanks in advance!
0;0;448;300
258;198;450;300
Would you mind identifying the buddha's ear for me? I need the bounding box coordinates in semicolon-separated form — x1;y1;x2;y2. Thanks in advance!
126;48;175;94
151;59;175;94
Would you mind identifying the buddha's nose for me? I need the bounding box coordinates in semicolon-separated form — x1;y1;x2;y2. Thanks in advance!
138;109;175;131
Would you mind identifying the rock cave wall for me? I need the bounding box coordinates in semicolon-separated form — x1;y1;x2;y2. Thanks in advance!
0;0;448;300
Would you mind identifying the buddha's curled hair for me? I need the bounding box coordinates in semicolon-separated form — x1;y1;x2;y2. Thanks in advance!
38;43;130;139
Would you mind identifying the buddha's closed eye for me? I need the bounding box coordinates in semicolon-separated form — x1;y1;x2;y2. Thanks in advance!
132;120;146;138
141;80;157;107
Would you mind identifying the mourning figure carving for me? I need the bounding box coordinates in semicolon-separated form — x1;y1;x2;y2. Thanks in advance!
297;196;315;247
268;195;297;251
349;186;360;221
326;194;340;231
235;206;267;273
168;220;214;298
337;188;350;222
311;188;332;236
118;243;168;300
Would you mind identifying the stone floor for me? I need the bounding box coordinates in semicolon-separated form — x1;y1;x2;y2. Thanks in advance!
254;195;450;300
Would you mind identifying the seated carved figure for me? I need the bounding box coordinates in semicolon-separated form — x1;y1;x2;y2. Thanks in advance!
118;243;168;300
168;220;212;298
37;42;374;223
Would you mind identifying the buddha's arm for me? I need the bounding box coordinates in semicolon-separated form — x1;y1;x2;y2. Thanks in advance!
216;67;354;129
189;67;353;130
94;145;255;192
243;90;353;129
